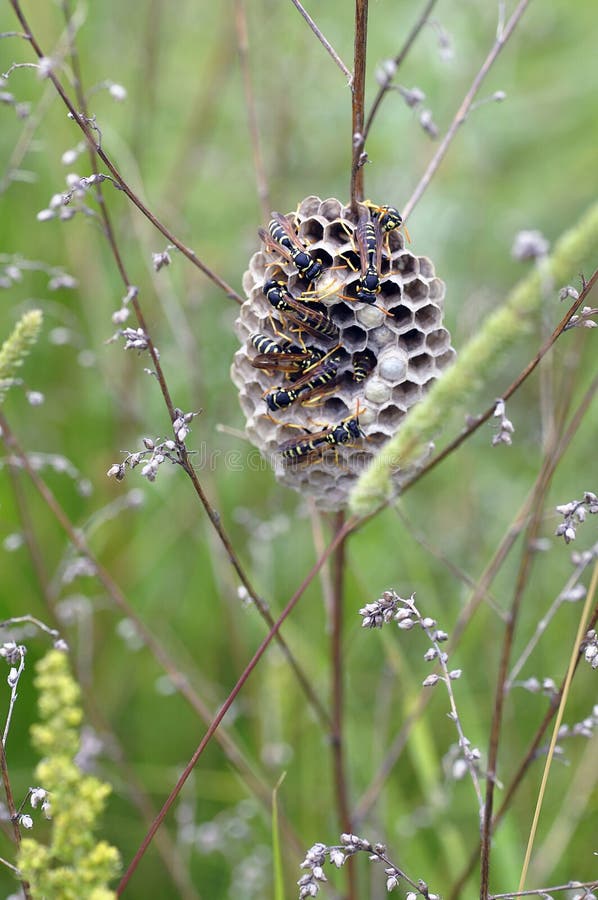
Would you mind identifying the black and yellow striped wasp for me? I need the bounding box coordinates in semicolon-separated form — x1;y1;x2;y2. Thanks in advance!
351;349;376;383
260;212;323;282
354;214;384;304
364;201;403;235
250;333;325;380
262;279;339;343
279;410;365;464
266;349;343;411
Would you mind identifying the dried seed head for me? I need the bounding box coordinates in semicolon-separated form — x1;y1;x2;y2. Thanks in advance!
231;196;455;510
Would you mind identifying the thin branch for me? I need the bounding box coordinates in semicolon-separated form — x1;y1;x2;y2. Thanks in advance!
9;0;244;304
401;270;596;493
234;0;271;222
402;0;531;222
350;0;368;215
116;520;352;895
363;0;438;142
329;511;357;900
289;0;352;83
517;561;598;893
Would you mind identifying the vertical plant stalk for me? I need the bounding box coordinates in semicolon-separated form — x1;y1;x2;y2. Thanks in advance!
350;0;369;215
0;742;32;900
517;561;598;892
234;0;271;222
330;511;357;900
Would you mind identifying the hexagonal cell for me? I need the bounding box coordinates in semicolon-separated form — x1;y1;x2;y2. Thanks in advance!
329;301;356;327
325;220;353;248
341;324;367;351
298;196;321;217
320;198;344;220
380;279;403;305
426;327;451;352
369;324;399;348
388;305;413;329
392;380;421;406
436;348;457;368
364;377;392;404
356;304;386;329
409;353;434;376
403;278;429;305
378;348;409;384
378;404;405;431
419;256;435;279
414;304;442;331
400;328;426;352
393;252;419;279
427;277;444;301
298;216;325;244
387;230;405;254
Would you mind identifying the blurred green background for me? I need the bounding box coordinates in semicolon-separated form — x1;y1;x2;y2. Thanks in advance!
0;1;597;897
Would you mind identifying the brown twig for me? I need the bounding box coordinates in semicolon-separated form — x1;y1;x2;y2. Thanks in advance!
9;0;244;304
234;0;271;222
448;373;598;899
329;511;357;900
350;0;369;215
0;741;31;899
116;517;353;895
362;0;438;142
289;0;352;83
401;271;596;494
402;0;531;222
25;0;330;734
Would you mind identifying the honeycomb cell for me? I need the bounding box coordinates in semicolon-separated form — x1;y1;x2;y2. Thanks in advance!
378;349;409;384
231;196;455;510
356;305;386;328
403;278;429;305
364;377;392;404
400;328;425;352
414;304;441;331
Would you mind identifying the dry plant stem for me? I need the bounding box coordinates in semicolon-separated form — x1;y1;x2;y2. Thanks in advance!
0;743;32;899
57;0;330;732
402;0;531;221
480;451;565;896
116;521;353;895
9;0;244;305
330;511;357;900
234;0;271;222
289;0;352;82
0;416;281;820
491;882;598;900
350;0;368;215
449;375;598;899
518;560;598;893
6;450;200;897
401;272;595;493
362;0;438;142
479;359;598;898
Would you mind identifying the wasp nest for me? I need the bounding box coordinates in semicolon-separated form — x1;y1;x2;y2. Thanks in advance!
231;195;455;511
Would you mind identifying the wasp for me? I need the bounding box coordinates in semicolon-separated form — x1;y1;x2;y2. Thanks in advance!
262;279;339;343
266;350;342;411
364;201;403;234
280;411;364;464
351;349;376;382
250;333;325;380
354;215;384;304
259;212;322;282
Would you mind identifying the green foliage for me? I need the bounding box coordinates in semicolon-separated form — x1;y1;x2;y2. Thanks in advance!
0;310;42;404
17;651;120;900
